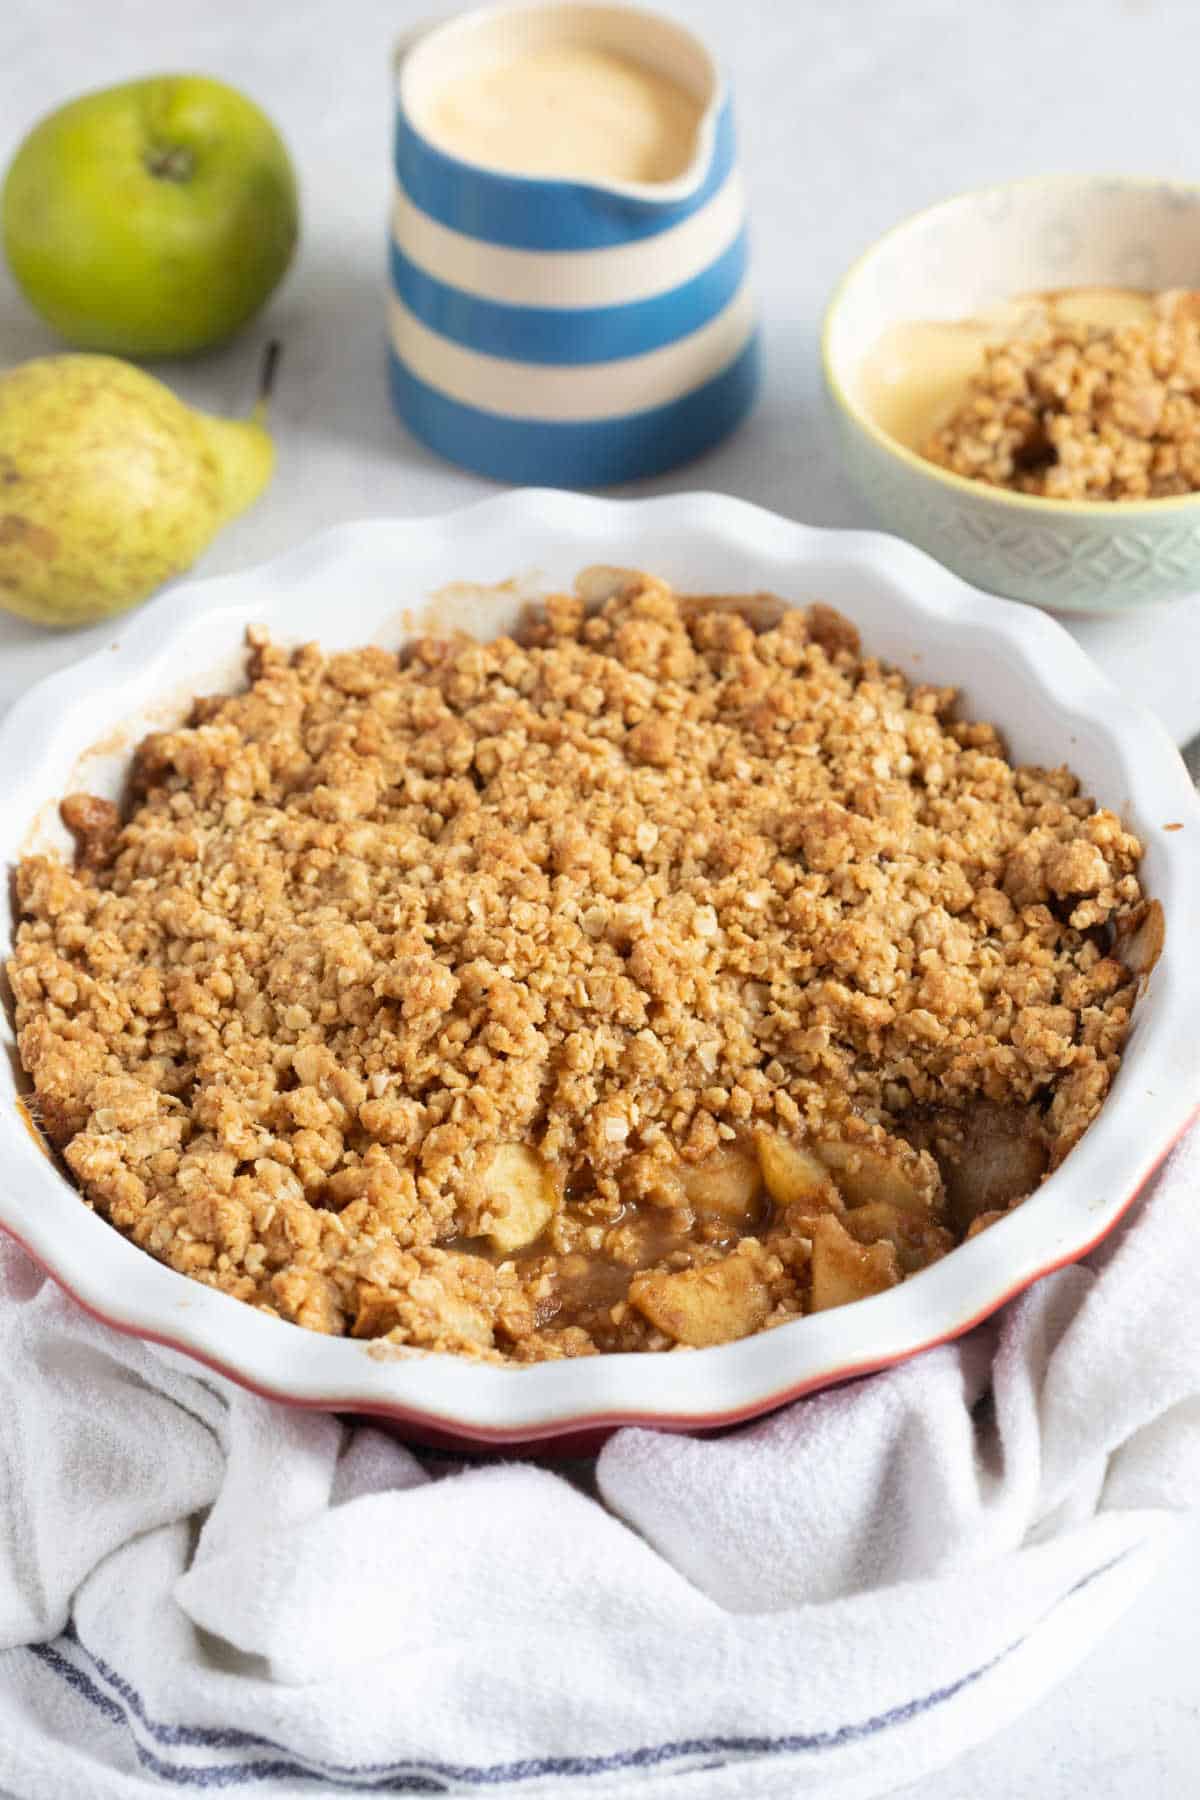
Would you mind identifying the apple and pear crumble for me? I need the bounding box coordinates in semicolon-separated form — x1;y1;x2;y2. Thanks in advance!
8;571;1152;1361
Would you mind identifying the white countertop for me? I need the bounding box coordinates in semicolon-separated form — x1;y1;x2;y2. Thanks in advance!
3;0;1200;1793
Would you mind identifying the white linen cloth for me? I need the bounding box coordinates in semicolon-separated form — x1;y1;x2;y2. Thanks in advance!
1;1127;1198;1800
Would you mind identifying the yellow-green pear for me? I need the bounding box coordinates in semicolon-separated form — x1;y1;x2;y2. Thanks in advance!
0;351;274;628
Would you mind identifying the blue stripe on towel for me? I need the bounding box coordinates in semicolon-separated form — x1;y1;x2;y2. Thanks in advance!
388;227;749;366
393;104;737;250
22;1552;1130;1788
26;1553;1128;1792
27;1630;1006;1789
387;331;761;486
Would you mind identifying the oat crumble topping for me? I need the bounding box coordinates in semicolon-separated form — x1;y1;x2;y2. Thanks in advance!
8;571;1150;1360
923;290;1200;500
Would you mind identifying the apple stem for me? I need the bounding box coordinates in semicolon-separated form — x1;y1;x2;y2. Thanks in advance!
254;340;282;421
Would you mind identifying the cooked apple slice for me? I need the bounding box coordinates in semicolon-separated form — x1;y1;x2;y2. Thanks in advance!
574;564;640;606
629;1252;772;1347
808;1213;899;1311
680;592;787;634
841;1202;954;1274
841;1200;903;1246
1114;898;1164;982
813;1140;930;1212
755;1129;840;1210
467;1143;559;1254
678;1147;763;1225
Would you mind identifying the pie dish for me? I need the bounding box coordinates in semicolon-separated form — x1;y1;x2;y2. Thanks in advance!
5;572;1158;1362
0;491;1196;1447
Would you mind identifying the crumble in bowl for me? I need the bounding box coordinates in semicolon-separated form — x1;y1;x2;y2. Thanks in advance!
921;288;1200;501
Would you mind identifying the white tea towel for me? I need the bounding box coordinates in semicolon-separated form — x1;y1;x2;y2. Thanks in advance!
2;1128;1200;1800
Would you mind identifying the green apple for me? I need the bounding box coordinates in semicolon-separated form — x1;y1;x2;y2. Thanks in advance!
2;75;299;357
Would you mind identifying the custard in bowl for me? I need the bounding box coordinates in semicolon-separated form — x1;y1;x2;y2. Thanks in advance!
824;175;1200;612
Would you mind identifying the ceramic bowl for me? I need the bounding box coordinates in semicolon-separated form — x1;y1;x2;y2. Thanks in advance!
823;174;1200;614
388;1;758;484
1;491;1197;1452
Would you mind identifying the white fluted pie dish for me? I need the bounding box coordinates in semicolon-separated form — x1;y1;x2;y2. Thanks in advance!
0;491;1196;1450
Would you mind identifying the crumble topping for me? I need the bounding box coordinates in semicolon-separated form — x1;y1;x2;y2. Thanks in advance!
8;571;1149;1359
922;289;1200;500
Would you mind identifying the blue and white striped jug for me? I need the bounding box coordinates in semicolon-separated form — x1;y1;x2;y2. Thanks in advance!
389;2;759;486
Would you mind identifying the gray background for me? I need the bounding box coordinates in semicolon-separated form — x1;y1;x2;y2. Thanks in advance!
3;0;1200;1793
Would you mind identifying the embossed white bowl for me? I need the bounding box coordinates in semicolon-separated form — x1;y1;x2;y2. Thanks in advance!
823;174;1200;614
0;492;1197;1450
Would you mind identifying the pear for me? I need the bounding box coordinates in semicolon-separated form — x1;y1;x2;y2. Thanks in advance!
0;350;275;628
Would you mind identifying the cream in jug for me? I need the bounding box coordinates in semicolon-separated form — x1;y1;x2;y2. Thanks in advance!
421;42;705;184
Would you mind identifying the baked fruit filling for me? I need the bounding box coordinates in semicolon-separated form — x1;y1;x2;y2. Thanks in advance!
7;570;1153;1360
